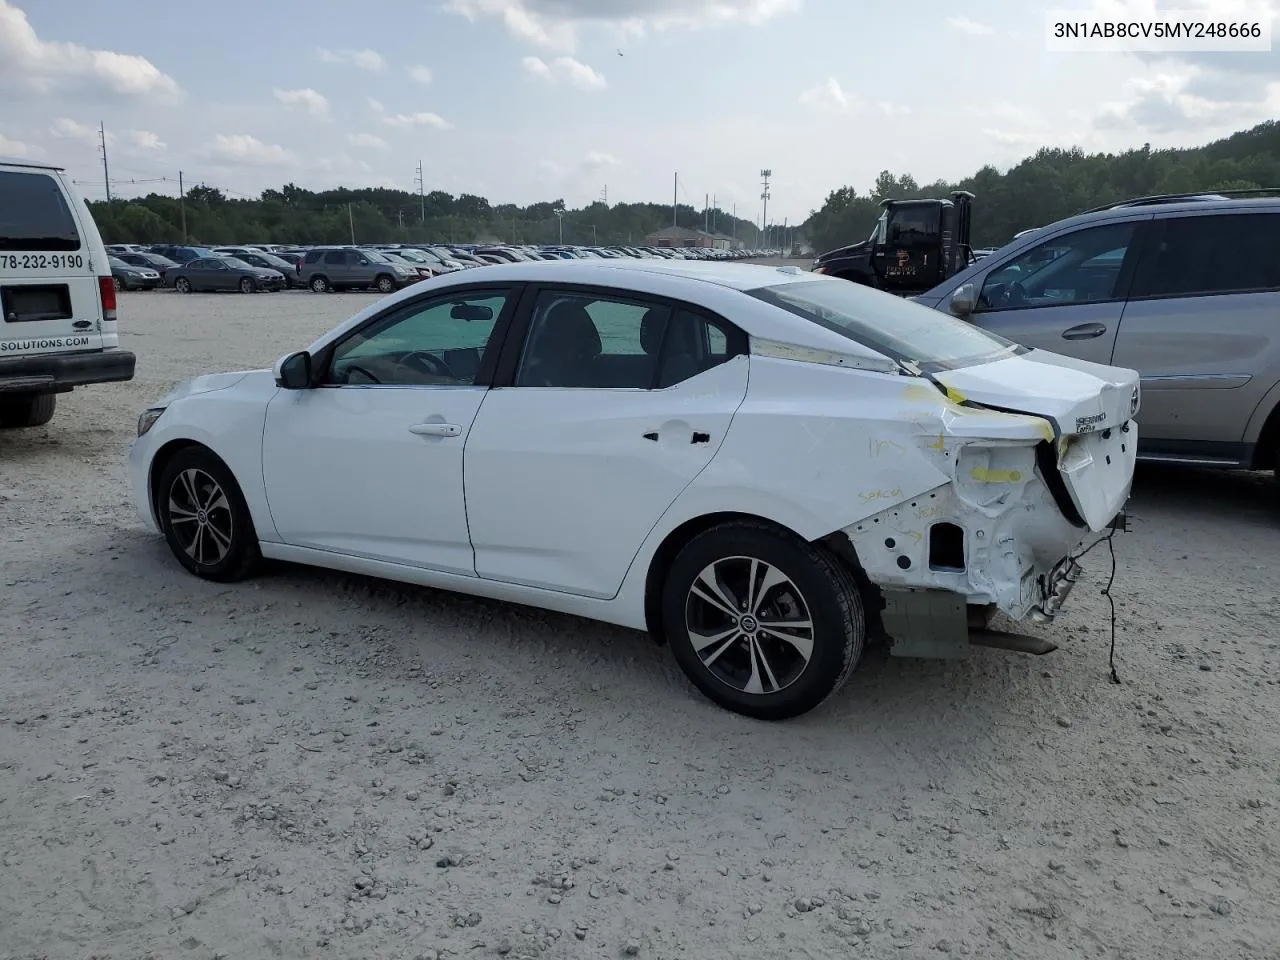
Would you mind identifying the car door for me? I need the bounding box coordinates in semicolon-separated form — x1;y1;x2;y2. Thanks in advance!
322;250;347;286
260;286;519;573
968;219;1147;365
464;286;750;599
1112;210;1280;456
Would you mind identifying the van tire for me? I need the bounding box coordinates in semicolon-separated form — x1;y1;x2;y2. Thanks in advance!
0;392;56;429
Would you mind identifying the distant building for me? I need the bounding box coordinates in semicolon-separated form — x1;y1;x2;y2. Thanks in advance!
644;226;738;250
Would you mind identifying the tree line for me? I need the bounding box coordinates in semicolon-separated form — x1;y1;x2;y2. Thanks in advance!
87;120;1280;252
804;120;1280;253
87;183;764;249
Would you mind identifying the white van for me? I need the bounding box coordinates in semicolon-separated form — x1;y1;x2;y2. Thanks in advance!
0;157;135;428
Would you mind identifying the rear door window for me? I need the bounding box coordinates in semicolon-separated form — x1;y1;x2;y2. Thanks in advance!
1130;212;1280;299
0;170;81;252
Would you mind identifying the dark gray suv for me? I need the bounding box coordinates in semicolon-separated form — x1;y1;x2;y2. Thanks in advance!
298;247;419;294
917;194;1280;485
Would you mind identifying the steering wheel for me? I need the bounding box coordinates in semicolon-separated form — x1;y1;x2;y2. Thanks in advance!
1002;280;1028;307
402;351;455;379
343;363;382;384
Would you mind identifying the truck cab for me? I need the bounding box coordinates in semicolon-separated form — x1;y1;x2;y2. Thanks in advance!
812;191;975;296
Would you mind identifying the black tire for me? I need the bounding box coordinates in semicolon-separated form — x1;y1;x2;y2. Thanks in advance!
156;446;261;582
0;392;56;429
174;277;192;294
239;277;256;294
310;276;330;293
662;520;865;721
375;274;395;293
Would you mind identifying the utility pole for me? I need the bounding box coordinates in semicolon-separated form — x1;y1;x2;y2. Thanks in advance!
760;169;771;249
783;216;788;254
601;184;608;206
99;122;112;201
672;172;678;227
704;193;709;234
711;194;717;234
348;203;355;244
178;170;187;241
415;160;425;223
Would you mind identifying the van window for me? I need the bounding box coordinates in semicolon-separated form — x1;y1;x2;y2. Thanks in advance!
1130;213;1280;299
0;170;81;252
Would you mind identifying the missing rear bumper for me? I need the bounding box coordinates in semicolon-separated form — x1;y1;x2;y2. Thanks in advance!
879;588;1058;660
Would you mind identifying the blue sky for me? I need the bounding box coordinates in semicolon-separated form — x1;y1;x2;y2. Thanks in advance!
2;0;1277;224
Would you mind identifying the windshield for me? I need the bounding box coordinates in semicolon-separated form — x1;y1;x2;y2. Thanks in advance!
220;257;252;269
747;278;1020;369
108;256;126;268
362;250;391;263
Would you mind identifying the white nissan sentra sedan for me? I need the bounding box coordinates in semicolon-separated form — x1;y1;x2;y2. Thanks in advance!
130;259;1138;720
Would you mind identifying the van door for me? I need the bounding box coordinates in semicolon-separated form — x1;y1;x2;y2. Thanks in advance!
0;166;104;358
1113;210;1280;459
965;220;1146;366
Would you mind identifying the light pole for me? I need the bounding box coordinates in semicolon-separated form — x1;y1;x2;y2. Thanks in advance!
760;169;771;251
555;210;564;244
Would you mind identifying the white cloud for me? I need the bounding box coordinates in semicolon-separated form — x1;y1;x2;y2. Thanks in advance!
128;129;165;150
0;0;181;101
522;55;606;89
878;102;911;117
316;47;385;71
0;132;31;157
347;132;389;150
273;87;331;120
381;111;452;129
799;77;854;113
446;0;800;52
50;117;109;144
206;134;299;166
407;64;433;84
583;150;621;169
368;97;385;113
946;16;994;35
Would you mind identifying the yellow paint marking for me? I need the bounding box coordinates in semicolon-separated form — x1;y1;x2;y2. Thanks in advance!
970;467;1023;483
871;438;906;456
928;433;946;450
943;386;967;405
902;384;937;402
908;530;923;543
859;487;903;503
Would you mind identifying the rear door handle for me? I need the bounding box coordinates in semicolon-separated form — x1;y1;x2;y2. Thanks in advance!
409;422;461;437
1062;322;1107;341
691;432;711;444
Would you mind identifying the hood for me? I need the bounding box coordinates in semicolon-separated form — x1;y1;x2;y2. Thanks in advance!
252;268;281;277
156;370;260;406
934;349;1140;438
815;239;871;264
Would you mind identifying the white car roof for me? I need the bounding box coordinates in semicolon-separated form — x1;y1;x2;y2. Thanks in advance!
0;156;66;171
427;257;819;292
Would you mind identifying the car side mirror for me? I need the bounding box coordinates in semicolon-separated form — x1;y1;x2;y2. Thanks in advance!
275;351;313;389
949;282;976;317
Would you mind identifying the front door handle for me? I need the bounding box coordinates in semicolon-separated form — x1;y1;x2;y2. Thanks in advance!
1062;322;1107;341
409;422;461;437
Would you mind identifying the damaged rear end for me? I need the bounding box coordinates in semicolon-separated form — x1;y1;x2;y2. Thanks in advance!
841;351;1139;659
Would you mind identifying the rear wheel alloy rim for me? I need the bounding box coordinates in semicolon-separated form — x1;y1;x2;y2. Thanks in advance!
168;468;234;566
684;556;815;696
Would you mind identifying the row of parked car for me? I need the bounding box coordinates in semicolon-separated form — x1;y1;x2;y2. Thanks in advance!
105;242;783;294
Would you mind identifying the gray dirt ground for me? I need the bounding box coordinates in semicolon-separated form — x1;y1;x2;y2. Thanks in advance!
2;278;1278;960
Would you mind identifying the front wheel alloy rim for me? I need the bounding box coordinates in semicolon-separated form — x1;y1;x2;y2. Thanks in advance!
685;556;815;696
168;468;234;566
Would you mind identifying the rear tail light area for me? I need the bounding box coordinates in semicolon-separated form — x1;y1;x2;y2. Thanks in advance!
98;275;117;321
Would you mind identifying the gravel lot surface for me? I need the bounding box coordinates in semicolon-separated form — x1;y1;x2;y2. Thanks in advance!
2;276;1279;960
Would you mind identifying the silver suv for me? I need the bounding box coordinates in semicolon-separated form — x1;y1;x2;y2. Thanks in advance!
298;247;419;294
917;194;1280;484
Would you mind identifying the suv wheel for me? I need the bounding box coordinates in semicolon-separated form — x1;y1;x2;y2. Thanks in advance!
376;274;396;293
310;276;330;293
661;520;865;720
157;446;261;582
0;392;56;429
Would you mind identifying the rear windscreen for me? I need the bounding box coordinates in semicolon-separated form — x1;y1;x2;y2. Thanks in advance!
0;171;81;252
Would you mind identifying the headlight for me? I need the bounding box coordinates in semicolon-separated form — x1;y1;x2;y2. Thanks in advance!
137;407;166;437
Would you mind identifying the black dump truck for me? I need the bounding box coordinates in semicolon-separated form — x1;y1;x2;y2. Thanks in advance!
811;191;976;296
